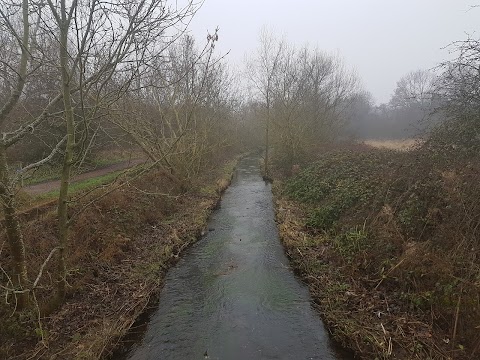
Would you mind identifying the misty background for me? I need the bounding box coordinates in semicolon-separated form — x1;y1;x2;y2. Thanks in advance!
189;0;479;139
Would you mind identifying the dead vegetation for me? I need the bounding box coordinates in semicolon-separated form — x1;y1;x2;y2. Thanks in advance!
363;138;423;152
273;143;480;359
0;156;239;359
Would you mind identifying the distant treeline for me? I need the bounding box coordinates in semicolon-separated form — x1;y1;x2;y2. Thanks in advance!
346;70;442;140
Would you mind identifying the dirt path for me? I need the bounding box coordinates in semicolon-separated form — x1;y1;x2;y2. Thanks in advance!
24;158;147;195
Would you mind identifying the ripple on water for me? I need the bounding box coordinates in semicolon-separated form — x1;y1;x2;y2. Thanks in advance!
122;155;350;360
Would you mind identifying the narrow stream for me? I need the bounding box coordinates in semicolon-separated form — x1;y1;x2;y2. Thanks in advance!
122;155;347;360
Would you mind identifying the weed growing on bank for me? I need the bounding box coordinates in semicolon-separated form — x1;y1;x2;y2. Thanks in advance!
275;145;480;359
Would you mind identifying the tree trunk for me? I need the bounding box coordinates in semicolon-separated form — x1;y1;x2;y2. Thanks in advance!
0;0;30;310
264;96;270;178
56;4;75;303
0;144;29;309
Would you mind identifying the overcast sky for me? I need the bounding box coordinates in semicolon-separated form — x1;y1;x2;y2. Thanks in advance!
188;0;479;104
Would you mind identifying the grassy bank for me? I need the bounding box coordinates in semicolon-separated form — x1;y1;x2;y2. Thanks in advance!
273;144;479;359
0;156;240;359
21;149;144;187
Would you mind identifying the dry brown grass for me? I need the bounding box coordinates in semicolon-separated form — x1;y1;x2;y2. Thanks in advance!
274;145;480;359
0;155;239;360
275;196;448;359
363;138;423;151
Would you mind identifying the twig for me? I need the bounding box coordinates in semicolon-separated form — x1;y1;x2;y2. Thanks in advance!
374;258;405;290
33;247;59;289
31;291;47;346
452;292;462;353
16;136;67;184
0;264;15;305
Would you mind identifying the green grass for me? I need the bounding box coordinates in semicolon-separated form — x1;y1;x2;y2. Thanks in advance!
33;170;124;201
333;225;369;258
22;155;137;186
22;164;63;186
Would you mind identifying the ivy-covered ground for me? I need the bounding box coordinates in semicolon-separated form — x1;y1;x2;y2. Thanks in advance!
274;144;480;359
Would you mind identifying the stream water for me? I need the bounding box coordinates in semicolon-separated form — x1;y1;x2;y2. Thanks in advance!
121;155;348;360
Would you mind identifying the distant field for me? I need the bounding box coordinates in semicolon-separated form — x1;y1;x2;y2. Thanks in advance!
362;138;423;151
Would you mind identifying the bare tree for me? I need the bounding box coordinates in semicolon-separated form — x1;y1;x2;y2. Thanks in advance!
247;32;362;171
0;0;31;309
390;69;436;109
437;38;480;115
40;0;204;302
0;0;205;308
246;29;285;177
110;31;227;184
429;37;480;152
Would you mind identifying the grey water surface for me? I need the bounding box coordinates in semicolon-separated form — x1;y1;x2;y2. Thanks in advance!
123;155;347;360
